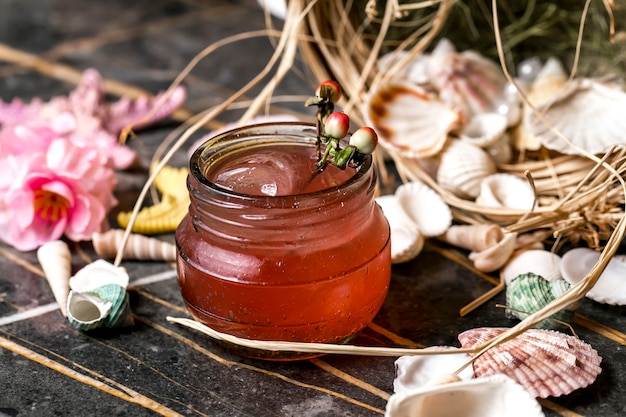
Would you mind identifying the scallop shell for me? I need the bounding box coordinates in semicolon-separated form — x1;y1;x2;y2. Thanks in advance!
92;229;176;262
376;194;424;263
436;139;497;199
66;283;133;331
505;272;575;330
560;247;626;305
467;231;517;272
526;78;626;155
458;327;602;398
69;259;129;293
425;39;509;119
366;82;462;158
475;173;535;211
393;347;474;395
385;374;545;417
501;249;562;285
459;112;508;148
36;240;72;317
395;181;452;237
440;224;504;253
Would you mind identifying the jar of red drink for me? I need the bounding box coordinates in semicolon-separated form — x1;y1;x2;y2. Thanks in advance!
175;83;391;359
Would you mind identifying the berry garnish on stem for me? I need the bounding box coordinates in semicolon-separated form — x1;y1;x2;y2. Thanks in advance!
305;80;378;170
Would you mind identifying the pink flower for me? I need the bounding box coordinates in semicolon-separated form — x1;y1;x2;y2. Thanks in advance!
0;139;117;251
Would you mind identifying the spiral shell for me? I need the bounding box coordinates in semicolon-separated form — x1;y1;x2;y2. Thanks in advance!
436;139;497;200
69;259;129;293
37;240;72;317
458;327;602;398
440;224;504;252
66;283;133;331
467;231;517;272
92;229;176;262
505;272;575;330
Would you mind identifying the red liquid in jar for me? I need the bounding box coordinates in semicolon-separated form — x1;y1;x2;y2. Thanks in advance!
176;137;391;359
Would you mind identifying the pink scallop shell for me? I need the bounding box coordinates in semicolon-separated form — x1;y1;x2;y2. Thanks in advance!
458;327;602;398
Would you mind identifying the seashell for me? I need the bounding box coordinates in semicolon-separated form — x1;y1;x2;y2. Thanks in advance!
117;194;188;234
484;132;513;165
436;139;497;200
526;77;626;155
365;82;462;159
501;249;562;285
441;224;504;252
458;327;602;398
505;272;575;330
468;231;517;272
475;173;535;211
69;259;129;294
394;181;452;237
385;374;545;417
393;347;474;395
560;247;626;305
376;194;424;263
425;39;510;120
459;112;508;148
37;240;72;317
66;283;133;331
92;229;176;262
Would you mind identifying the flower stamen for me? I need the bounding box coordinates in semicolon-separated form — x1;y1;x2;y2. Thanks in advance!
34;189;70;221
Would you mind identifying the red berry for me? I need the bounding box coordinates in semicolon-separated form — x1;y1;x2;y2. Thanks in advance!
323;112;350;139
349;127;378;154
315;80;342;103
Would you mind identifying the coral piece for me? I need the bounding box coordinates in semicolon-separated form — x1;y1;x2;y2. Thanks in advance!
458;327;602;398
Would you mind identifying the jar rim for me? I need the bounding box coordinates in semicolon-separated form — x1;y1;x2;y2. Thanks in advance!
189;121;373;203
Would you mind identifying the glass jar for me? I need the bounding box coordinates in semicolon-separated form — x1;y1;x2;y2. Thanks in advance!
175;122;391;359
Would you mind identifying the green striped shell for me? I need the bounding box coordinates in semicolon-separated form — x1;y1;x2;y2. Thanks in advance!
505;272;575;330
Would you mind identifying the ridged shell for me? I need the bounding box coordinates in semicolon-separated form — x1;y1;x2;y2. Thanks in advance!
560;247;626;305
436;139;497;199
393;347;474;394
366;82;462;158
425;39;510;120
395;181;452;237
66;283;133;330
92;229;176;262
376;195;424;263
527;78;626;155
458;327;602;398
117;194;188;234
475;173;535;211
385;374;545;417
501;249;562;285
69;259;129;293
468;231;517;272
36;240;72;317
505;272;575;330
459;112;508;147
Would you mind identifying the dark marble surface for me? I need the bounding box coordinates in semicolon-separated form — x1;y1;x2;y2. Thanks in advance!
1;1;625;416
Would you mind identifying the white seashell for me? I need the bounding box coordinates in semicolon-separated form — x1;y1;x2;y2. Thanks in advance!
484;132;513;165
393;347;474;395
475;173;535;211
425;39;510;119
395;181;452;237
376;195;424;263
69;259;129;293
385;374;545;417
365;82;462;158
501;249;562;285
468;231;517;272
560;247;626;305
458;327;602;398
37;240;72;317
527;78;626;155
92;229;176;262
436;139;497;199
441;224;504;252
459;112;508;148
